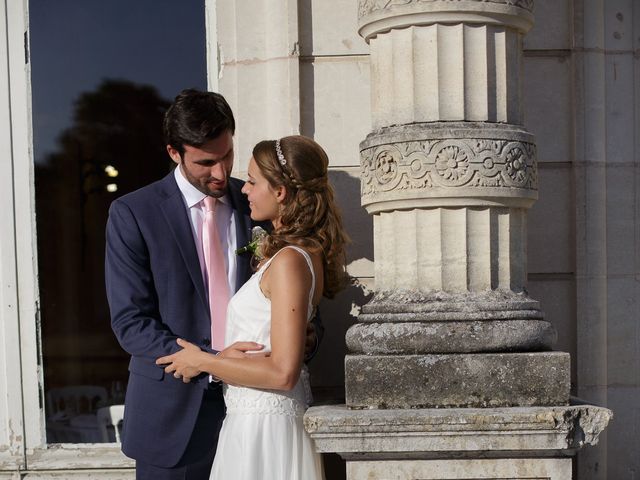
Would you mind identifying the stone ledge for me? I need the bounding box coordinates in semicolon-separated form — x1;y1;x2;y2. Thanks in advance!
361;290;541;315
361;122;535;149
304;404;612;457
358;1;535;41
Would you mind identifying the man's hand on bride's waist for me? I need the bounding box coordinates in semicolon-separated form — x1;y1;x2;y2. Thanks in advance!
220;341;266;359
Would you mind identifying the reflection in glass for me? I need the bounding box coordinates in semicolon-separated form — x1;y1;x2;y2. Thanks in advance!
30;0;206;443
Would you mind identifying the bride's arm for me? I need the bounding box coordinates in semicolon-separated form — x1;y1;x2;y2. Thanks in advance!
156;248;311;390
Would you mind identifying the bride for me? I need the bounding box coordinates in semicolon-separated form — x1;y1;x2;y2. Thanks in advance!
156;135;349;480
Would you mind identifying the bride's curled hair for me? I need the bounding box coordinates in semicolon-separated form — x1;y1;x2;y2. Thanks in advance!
252;135;350;298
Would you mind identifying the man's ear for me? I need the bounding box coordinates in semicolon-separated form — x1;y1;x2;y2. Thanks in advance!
167;145;182;165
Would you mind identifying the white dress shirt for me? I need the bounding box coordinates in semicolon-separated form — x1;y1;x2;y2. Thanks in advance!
174;166;238;295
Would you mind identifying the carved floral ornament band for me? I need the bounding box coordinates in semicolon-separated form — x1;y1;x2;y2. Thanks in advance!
360;137;537;200
358;0;534;18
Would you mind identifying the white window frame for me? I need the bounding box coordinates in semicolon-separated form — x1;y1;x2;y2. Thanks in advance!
0;0;135;473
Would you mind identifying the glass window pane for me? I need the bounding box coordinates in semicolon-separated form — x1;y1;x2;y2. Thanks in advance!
29;0;206;443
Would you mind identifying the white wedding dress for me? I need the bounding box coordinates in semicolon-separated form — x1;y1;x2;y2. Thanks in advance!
209;246;325;480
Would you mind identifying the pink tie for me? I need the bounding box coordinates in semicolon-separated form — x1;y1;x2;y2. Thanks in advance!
202;197;229;351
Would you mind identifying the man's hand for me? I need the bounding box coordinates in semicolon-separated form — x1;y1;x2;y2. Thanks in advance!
304;323;318;360
219;341;265;359
156;338;206;382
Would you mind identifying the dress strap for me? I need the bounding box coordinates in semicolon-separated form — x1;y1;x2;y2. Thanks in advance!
261;246;316;318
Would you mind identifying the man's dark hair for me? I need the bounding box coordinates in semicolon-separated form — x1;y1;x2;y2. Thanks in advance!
163;89;236;157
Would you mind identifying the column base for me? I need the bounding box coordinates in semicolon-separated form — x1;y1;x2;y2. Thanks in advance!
346;352;570;408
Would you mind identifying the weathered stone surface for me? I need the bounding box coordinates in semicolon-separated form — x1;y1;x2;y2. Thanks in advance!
367;24;528;127
20;473;134;479
346;319;557;354
359;290;542;321
360;123;538;212
346;459;571;480
372;209;532;293
345;352;570;408
358;0;535;41
304;404;613;455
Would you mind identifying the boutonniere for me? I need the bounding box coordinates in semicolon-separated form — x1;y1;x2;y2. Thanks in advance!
235;226;268;258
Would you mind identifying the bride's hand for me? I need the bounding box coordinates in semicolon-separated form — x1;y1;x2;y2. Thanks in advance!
156;338;204;383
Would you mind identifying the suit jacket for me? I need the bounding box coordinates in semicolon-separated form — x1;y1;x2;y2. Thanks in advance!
105;171;256;467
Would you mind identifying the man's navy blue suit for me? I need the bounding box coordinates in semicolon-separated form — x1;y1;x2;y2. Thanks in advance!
105;171;255;469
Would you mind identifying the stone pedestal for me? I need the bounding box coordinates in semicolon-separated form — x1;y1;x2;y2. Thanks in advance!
306;404;611;480
305;1;611;478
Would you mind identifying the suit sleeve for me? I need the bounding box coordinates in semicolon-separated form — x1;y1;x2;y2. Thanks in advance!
304;307;324;362
105;200;181;361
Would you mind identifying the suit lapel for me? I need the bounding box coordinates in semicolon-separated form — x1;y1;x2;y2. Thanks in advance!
158;174;209;312
228;180;253;291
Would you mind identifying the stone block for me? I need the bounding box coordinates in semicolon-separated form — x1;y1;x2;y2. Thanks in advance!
221;60;301;167
604;0;635;51
346;319;556;354
299;0;368;56
575;276;608;390
604;55;636;162
527;165;573;273
526;277;576;376
523;55;571;162
217;2;293;60
524;0;571;50
346;458;571;480
606;277;640;386
345;352;570;408
606;165;637;276
300;58;371;168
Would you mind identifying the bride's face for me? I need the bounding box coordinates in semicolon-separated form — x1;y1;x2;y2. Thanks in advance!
242;157;284;226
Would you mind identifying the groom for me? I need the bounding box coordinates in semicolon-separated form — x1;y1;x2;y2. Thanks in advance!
105;89;318;479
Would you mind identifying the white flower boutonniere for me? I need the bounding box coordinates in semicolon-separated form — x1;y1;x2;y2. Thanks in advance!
235;226;268;258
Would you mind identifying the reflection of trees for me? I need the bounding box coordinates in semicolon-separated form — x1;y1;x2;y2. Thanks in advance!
36;80;171;391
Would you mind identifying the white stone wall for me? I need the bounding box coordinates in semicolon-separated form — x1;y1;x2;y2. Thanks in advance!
524;1;639;479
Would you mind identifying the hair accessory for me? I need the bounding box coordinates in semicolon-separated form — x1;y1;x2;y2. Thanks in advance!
275;139;287;166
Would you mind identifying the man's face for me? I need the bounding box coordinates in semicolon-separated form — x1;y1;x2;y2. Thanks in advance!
167;129;234;198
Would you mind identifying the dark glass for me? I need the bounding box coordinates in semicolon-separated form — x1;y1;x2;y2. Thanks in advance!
29;0;206;443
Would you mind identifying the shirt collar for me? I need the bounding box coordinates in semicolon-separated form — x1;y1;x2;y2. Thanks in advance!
174;165;230;208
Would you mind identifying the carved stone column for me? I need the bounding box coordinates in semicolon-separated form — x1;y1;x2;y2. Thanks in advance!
304;2;611;479
346;0;566;409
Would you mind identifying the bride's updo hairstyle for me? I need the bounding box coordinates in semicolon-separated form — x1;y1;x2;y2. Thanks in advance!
251;135;349;298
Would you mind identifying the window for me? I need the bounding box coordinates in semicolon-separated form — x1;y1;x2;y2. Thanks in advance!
29;0;207;443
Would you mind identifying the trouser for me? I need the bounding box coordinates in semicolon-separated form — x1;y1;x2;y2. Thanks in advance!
135;385;225;480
